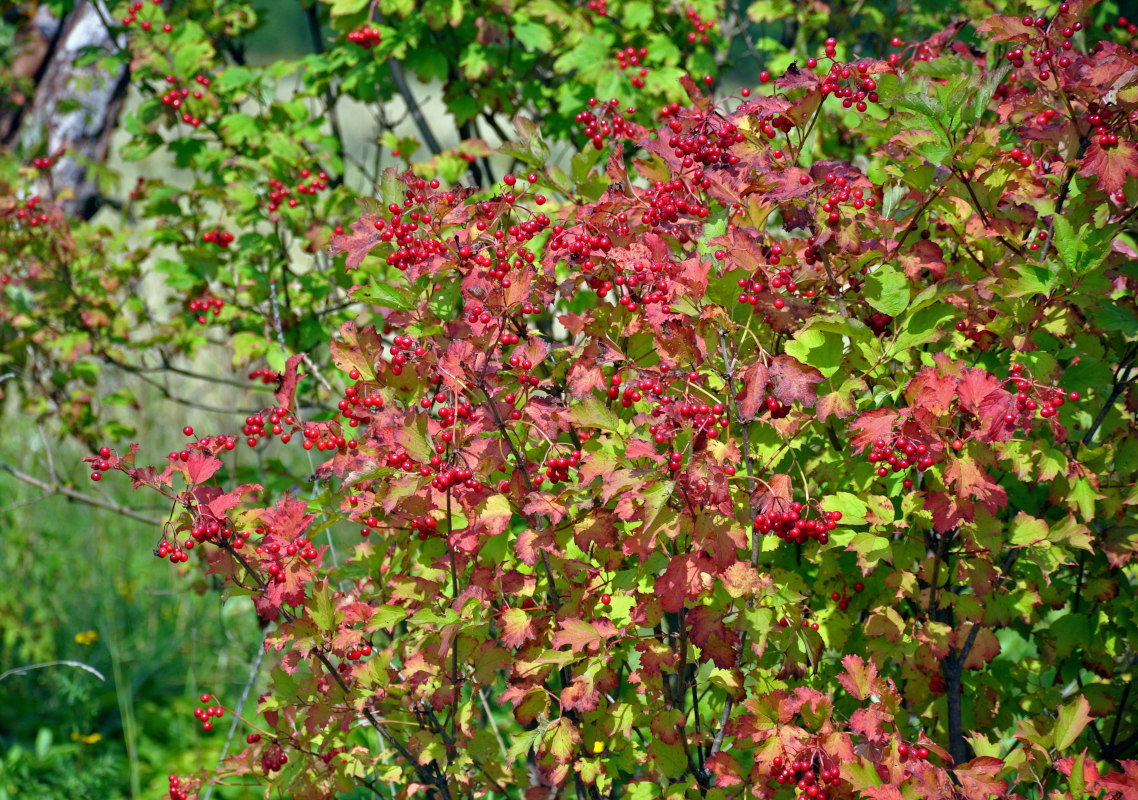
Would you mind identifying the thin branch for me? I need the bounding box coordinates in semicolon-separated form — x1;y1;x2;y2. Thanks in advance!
201;641;266;800
388;61;443;156
0;659;106;683
0;461;164;526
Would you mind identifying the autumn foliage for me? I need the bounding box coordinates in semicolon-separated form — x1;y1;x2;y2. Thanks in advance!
6;0;1138;799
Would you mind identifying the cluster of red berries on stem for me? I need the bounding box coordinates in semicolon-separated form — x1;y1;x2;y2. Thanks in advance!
1103;15;1138;37
754;502;840;545
88;445;113;482
867;435;936;488
542;450;580;485
9;194;51;228
254;531;318;570
243;406;298;447
829;581;864;611
769;754;843;798
264;168;330;213
585;0;607;17
159;74;212;127
248;367;281;385
120;0;171;32
194;693;225;731
32;156;53;169
575;98;639;150
1004;363;1079;422
167;775;189;800
819;60;880;115
202;227;234;248
186;290;224;324
614;46;650;88
347;25;382;48
682;6;715;44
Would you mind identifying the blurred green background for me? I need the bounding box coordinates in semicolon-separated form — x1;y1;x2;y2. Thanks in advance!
0;6;315;799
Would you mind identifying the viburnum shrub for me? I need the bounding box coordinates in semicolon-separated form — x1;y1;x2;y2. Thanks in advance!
51;4;1138;800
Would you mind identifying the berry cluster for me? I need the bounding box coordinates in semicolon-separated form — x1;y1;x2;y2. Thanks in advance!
585;0;607;17
193;693;225;732
167;775;189;800
769;755;843;799
614;46;650;88
829;581;864;611
754;503;840;545
1004;363;1079;422
346;26;382;48
260;742;288;773
866;435;936;488
650;397;728;447
88;445;113;482
248;367;281;385
120;0;172;32
575;98;639;150
407;514;439;539
242;406;298;447
541;450;581;485
253;532;318;572
663;108;744;168
32;156;53;169
264;169;331;213
159;73;212;128
886;36;937;67
186;290;224;324
9;194;50;227
819;60;880;115
1103;15;1138;37
682;6;714;44
202;227;235;247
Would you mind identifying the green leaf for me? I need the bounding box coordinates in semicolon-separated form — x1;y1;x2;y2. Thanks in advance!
1009;512;1048;546
328;0;370;13
822;492;868;524
571;395;622;432
1053;695;1091;751
864;264;910;317
311;583;338;632
512;21;554;52
621;0;654;28
354;282;418;310
784;326;845;378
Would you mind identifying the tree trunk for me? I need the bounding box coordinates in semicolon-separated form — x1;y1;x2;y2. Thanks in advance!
2;1;130;218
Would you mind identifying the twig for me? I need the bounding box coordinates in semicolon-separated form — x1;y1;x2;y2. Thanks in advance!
0;461;164;526
201;641;266;800
388;61;442;156
815;249;849;317
269;279;334;394
0;659;106;683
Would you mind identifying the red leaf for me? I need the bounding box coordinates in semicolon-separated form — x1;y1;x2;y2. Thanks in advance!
274;354;307;411
837;654;879;701
956;368;1003;416
181;452;222;485
850;408;902;452
850;706;892;745
329;212;384;269
905;367;959;417
735;361;770;419
944;456;1008;515
686;605;739;668
1079;139;1138;196
955;757;1009;798
499;608;538;649
768;355;823;408
560;675;600;712
550;618;606;653
705;752;744;787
